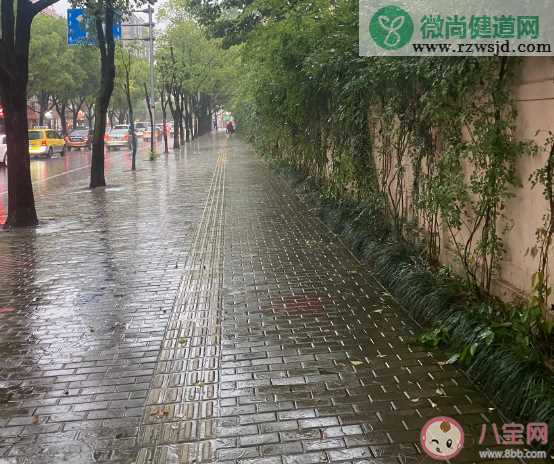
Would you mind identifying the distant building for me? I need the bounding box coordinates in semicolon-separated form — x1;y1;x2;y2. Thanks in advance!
121;13;149;58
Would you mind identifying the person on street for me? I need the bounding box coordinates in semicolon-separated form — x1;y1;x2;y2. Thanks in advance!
226;120;235;135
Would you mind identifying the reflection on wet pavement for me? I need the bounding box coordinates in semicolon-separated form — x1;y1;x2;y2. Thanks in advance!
0;139;215;463
0;134;511;463
0;144;149;223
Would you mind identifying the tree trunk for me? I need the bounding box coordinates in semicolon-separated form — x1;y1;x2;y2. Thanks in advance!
128;104;137;171
180;116;186;145
70;98;85;129
72;105;78;129
173;113;181;149
178;92;186;144
167;92;180;150
2;85;39;227
197;94;212;136
56;100;68;136
160;89;169;154
38;91;49;127
144;83;154;155
90;5;116;189
0;9;38;227
183;98;190;142
122;51;137;170
85;103;95;128
180;97;186;144
1;102;33;226
191;95;197;139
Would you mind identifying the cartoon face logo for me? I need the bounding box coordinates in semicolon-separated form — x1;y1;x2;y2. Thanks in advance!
421;416;464;460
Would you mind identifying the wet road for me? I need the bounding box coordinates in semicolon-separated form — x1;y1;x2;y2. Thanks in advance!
0;133;512;463
0;143;151;223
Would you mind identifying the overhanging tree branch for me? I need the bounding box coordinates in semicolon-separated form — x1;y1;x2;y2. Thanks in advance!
29;0;60;18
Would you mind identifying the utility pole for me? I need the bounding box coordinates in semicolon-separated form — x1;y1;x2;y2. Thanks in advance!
147;3;156;152
125;4;156;152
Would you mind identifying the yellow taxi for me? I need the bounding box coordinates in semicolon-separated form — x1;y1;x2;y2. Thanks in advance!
28;128;65;157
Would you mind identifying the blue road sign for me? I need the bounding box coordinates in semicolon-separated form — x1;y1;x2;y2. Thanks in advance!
67;8;121;45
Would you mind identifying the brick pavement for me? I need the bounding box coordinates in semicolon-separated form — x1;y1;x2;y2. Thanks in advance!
0;134;517;463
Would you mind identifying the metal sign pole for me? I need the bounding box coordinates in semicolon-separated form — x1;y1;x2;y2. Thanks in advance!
147;4;156;151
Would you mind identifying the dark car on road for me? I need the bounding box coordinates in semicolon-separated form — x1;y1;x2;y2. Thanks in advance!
65;128;92;151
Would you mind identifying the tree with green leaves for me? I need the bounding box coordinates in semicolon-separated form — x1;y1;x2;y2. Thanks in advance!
71;0;149;188
28;14;66;127
164;0;260;47
112;46;148;126
65;45;100;130
156;20;235;144
28;15;100;135
115;44;148;168
156;44;184;148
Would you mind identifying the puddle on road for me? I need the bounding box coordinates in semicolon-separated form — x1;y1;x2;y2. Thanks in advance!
103;185;125;192
64;185;126;194
26;440;94;464
34;219;81;235
64;187;92;196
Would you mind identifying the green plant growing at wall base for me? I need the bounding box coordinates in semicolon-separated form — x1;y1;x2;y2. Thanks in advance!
279;173;554;445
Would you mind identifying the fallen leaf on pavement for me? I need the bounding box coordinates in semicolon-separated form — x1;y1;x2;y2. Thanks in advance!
150;408;169;418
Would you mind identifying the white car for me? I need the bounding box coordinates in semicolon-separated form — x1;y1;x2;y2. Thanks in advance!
0;134;6;167
134;122;148;137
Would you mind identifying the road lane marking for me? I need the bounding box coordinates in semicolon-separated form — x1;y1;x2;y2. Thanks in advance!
0;151;130;196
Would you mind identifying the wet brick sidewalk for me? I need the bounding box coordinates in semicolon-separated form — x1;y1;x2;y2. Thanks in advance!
0;134;515;463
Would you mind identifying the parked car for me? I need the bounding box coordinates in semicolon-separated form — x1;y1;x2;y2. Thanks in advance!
0;134;6;167
28;129;65;157
143;126;162;141
65;128;92;150
105;128;131;151
134;122;148;137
